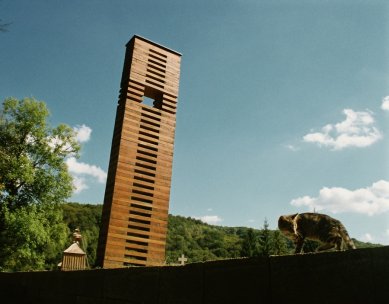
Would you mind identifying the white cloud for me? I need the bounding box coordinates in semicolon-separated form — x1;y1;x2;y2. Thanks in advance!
53;124;102;194
72;176;88;194
66;157;107;183
196;215;223;225
303;109;382;150
74;124;92;143
360;233;373;242
47;136;77;156
291;180;389;216
46;125;92;154
381;96;389;111
66;157;107;194
285;144;300;152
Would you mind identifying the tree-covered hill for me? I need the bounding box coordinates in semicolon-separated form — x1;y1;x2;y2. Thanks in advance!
61;203;383;267
166;214;293;263
61;203;102;266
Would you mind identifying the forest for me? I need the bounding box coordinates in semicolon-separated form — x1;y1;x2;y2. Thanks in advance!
62;202;381;267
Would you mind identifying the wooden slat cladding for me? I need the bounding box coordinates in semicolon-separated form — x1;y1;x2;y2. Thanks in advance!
96;35;181;268
61;254;87;271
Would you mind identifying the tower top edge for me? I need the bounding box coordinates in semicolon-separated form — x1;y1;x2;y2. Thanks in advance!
126;35;182;57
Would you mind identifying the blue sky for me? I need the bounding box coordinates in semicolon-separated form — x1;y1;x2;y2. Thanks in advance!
1;0;389;244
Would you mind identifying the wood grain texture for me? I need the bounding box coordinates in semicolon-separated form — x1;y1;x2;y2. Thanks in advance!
96;35;181;268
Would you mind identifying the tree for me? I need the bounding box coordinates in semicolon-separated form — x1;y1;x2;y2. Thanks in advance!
241;228;259;257
62;203;102;267
0;97;80;271
258;218;272;256
0;204;68;271
0;97;80;209
271;230;289;255
56;207;383;268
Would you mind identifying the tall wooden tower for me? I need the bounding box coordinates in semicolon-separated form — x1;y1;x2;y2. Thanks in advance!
96;35;182;268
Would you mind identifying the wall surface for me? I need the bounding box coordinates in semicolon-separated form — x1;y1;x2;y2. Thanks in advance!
1;246;388;304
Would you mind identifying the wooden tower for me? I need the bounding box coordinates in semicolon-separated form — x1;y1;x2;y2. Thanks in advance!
96;35;182;268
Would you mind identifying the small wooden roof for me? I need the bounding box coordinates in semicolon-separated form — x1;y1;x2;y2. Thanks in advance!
63;242;85;255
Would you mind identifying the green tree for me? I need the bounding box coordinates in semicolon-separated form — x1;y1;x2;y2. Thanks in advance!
271;230;289;255
62;203;102;266
55;208;383;267
258;218;272;256
241;228;258;257
0;204;68;271
0;97;80;271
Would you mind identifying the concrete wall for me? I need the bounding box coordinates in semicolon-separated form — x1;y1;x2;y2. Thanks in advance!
1;246;388;304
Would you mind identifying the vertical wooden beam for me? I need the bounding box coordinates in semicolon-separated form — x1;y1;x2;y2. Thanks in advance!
96;36;182;268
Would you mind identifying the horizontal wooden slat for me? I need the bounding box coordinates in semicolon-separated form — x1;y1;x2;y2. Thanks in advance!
109;196;169;211
131;50;181;75
117;153;174;171
130;60;180;83
109;209;168;224
114;166;173;183
133;40;181;63
132;45;181;70
130;65;180;88
110;225;167;239
129;73;179;96
120;122;175;145
113;169;172;188
98;36;181;268
107;232;166;246
126;101;177;125
110;199;169;214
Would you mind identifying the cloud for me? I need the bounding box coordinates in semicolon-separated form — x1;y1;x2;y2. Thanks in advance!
47;137;76;155
360;233;373;242
303;109;382;150
66;157;106;183
66;157;107;193
60;124;105;194
196;215;223;225
285;144;300;152
74;124;92;143
381;96;389;111
46;124;92;155
290;180;389;216
72;176;88;194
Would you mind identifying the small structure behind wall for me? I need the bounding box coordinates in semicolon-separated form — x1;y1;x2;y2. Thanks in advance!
60;228;87;271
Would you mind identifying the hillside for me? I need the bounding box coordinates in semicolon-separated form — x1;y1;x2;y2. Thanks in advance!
61;203;382;266
166;214;291;263
61;203;102;266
